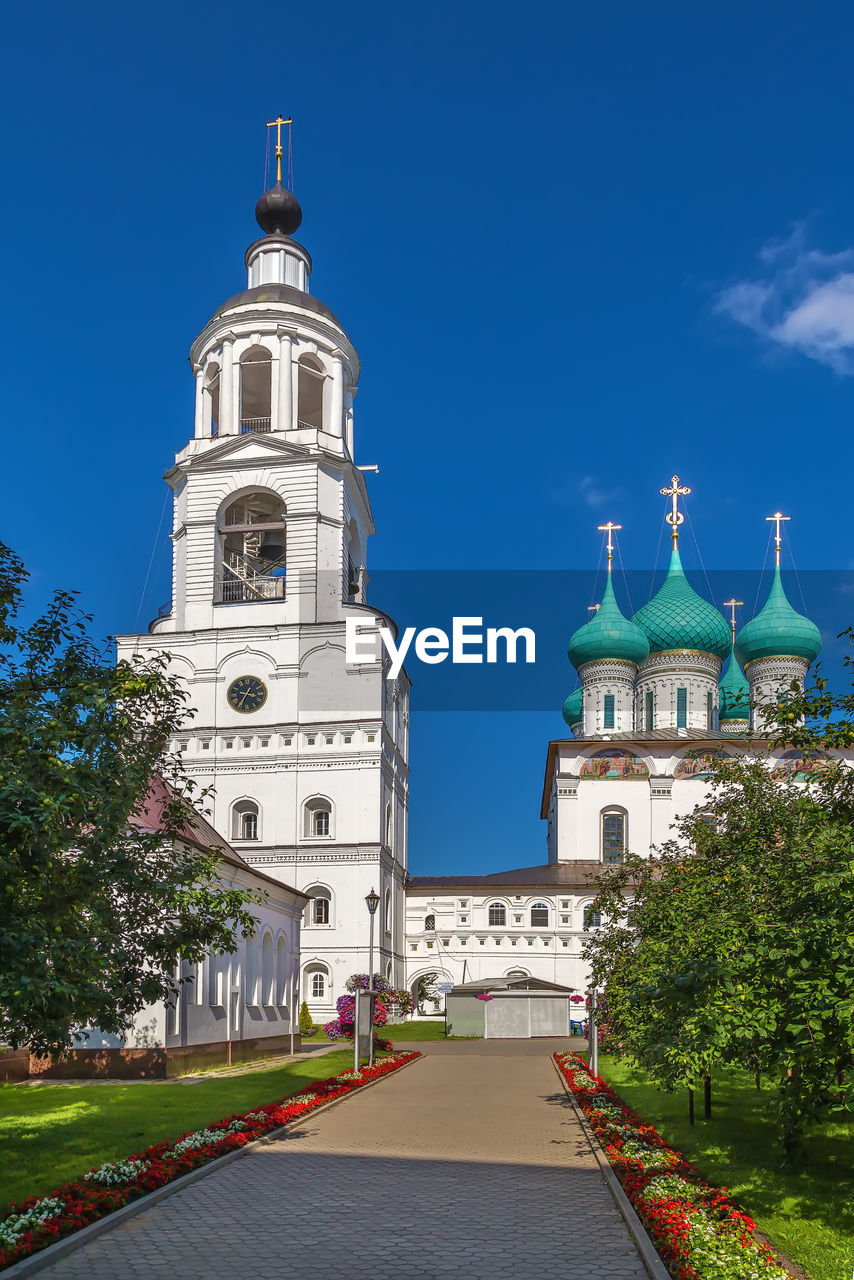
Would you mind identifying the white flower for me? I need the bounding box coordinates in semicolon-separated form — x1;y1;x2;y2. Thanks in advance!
0;1197;64;1249
84;1158;149;1186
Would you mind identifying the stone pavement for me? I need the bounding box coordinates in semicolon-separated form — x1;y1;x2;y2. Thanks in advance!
38;1039;649;1279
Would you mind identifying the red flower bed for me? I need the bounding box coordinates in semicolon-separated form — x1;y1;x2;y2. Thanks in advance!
554;1052;793;1280
0;1052;419;1270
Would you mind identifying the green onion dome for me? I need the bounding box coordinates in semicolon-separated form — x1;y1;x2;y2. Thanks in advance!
562;688;584;728
632;545;731;660
718;645;750;722
567;574;650;670
734;567;821;667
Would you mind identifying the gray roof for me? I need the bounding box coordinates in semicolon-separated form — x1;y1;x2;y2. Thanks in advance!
407;862;604;891
211;283;343;330
450;976;576;994
571;729;754;743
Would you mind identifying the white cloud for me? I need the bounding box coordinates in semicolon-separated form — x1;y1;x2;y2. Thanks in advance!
576;476;626;510
715;225;854;373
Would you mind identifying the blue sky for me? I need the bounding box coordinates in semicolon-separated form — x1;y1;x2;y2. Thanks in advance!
4;0;854;873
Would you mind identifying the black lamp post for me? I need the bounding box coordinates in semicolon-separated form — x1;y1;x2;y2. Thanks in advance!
365;888;380;1066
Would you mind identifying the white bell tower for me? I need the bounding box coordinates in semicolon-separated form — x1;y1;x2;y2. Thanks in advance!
117;149;410;1022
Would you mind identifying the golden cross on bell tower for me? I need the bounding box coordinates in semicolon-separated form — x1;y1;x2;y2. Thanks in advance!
766;511;790;567
660;474;691;545
597;521;622;571
266;115;293;184
722;597;743;639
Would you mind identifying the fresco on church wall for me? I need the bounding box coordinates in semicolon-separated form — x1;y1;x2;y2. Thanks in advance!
674;749;730;780
769;750;830;782
578;749;649;780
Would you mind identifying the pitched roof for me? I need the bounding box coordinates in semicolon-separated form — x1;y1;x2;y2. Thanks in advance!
450;976;577;994
135;776;308;901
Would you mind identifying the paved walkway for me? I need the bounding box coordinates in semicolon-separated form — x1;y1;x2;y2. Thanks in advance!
38;1040;648;1279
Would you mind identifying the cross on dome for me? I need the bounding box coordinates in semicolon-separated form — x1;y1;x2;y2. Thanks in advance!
722;597;743;639
660;474;691;545
765;511;790;567
597;521;622;570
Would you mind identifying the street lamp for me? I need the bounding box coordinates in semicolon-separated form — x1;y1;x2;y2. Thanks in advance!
365;888;381;1067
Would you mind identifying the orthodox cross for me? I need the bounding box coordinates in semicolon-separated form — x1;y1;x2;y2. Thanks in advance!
722;597;743;639
660;474;691;544
266;115;293;184
597;521;622;570
766;511;790;567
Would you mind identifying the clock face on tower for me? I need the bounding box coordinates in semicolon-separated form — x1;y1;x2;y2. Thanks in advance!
227;676;268;714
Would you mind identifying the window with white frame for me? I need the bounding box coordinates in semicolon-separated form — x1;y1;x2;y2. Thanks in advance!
601;809;626;864
488;902;507;926
583;904;602;930
530;902;549;928
231;799;260;842
305;965;329;1002
305;886;332;927
304;797;333;838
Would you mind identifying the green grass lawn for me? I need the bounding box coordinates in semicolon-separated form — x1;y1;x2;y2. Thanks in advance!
591;1053;854;1280
0;1050;356;1210
306;1020;454;1043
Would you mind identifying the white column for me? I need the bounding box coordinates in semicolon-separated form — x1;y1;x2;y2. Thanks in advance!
329;357;344;438
193;367;206;438
344;389;354;457
277;332;293;432
219;337;235;435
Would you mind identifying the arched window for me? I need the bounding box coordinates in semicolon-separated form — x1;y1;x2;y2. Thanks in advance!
305;963;330;1003
304;797;333;839
506;969;529;978
424;913;436;932
583;905;602;930
218;491;286;603
384;803;392;848
530;902;549;928
385;888;392;933
488;902;506;926
239;345;272;432
261;932;274;1005
601;810;626;864
204;363;220;436
298;354;325;429
305;886;332;927
232;799;260;842
386;961;392;982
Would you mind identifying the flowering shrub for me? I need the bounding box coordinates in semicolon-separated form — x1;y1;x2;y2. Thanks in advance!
554;1052;794;1280
0;1052;419;1271
475;993;493;1002
324;975;415;1039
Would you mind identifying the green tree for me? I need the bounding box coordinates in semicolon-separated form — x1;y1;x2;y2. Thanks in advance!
0;543;259;1057
299;1001;315;1035
586;648;854;1156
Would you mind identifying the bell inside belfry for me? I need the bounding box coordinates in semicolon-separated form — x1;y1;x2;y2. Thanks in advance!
258;534;285;561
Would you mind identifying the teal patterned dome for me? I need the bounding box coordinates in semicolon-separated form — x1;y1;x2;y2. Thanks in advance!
718;645;751;722
567;574;650;670
734;567;821;667
632;545;731;660
562;687;584;728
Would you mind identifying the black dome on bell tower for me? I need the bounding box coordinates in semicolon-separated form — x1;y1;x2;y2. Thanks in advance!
255;181;303;237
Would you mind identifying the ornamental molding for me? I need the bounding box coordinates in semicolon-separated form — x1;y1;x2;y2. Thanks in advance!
578;659;637;683
649;776;673;797
744;655;809;680
638;649;722;679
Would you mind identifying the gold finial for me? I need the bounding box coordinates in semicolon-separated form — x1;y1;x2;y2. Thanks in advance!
660;474;691;545
597;521;622;571
266;115;293;185
722;597;743;639
765;511;790;567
